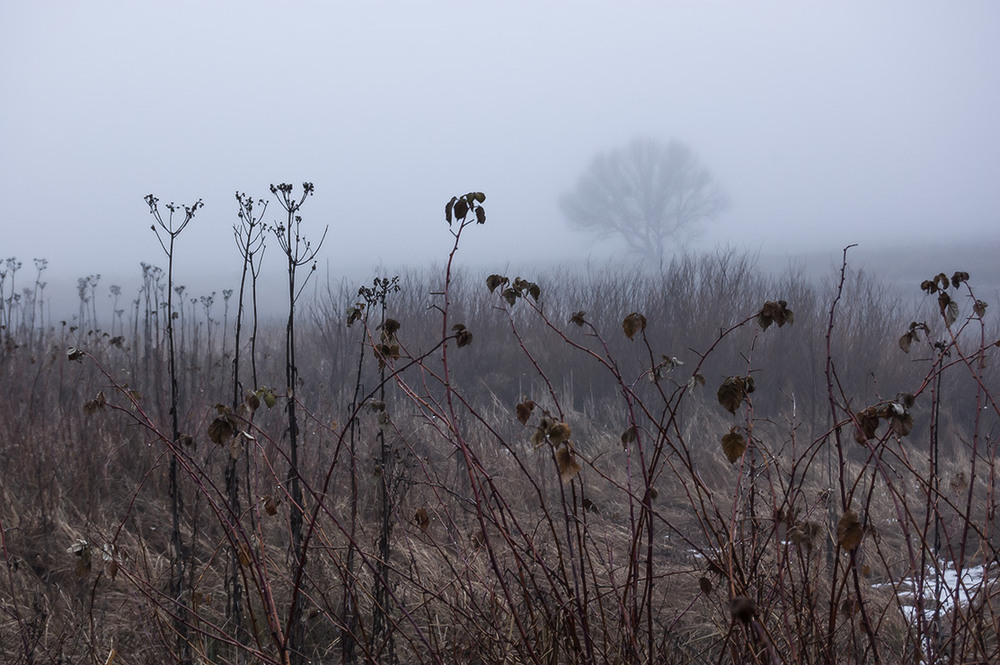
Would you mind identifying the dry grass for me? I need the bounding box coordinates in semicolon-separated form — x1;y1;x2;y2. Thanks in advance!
1;249;998;664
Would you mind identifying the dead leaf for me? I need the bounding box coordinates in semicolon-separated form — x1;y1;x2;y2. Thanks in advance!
687;373;706;390
555;446;581;483
486;274;506;293
453;324;473;347
757;300;794;330
837;510;864;550
208;415;237;445
548;422;571;445
721;428;747;463
622;312;646;340
717;376;750;415
789;521;822;551
515;400;535;425
83;391;107;415
854;407;880;444
840;597;860;618
414;508;429;532
730;596;755;624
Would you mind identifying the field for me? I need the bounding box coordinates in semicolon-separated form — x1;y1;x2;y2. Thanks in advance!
2;193;999;664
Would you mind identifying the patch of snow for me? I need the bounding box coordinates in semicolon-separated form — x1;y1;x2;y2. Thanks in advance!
890;560;991;623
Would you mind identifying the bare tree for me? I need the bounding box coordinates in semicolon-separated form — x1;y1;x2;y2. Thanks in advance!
560;137;728;265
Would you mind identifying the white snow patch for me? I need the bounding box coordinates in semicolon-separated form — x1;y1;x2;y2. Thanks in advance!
888;560;992;623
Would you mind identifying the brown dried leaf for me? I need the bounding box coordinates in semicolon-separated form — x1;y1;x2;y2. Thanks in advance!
757;300;794;330
208;416;237;445
889;411;913;437
840;597;860;618
699;577;713;594
879;402;913;437
687;373;706;391
853;407;880;444
717;376;748;415
83;390;107;415
898;331;914;353
938;292;959;327
346;304;364;326
76;556;92;579
445;197;455;224
945;300;959;327
729;596;756;624
228;435;242;460
69;541;92;578
721;427;747;463
789;521;822;551
837;510;863;550
515;399;535;425
453;324;473;347
374;342;401;367
259;387;277;409
413;508;429;532
555;446;581;483
622;312;646;340
548;422;571;445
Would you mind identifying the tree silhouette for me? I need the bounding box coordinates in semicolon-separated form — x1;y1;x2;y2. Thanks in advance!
561;137;728;265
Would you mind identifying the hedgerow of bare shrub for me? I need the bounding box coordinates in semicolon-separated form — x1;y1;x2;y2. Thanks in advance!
1;192;998;664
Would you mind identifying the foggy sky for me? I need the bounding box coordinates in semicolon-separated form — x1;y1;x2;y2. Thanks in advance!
2;2;999;307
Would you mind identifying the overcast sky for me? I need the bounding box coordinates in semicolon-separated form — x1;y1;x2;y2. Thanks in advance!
2;2;998;303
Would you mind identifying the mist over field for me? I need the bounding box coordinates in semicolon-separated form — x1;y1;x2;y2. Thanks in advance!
3;2;999;303
2;4;1000;664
